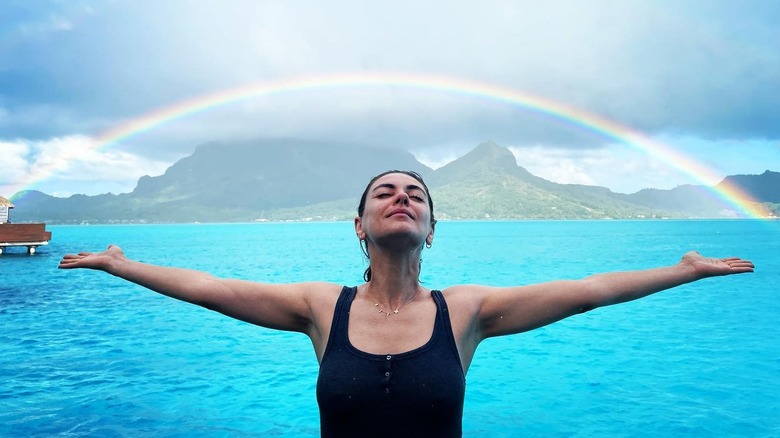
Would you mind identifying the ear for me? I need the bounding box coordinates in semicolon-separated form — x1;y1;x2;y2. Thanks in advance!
354;216;365;240
426;222;435;246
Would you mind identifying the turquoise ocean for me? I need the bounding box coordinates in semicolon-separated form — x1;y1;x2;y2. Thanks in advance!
1;220;778;437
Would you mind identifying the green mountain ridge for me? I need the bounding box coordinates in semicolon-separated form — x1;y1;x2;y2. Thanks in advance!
7;139;779;223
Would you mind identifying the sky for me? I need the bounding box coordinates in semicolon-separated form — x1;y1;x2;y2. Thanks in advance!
1;0;779;198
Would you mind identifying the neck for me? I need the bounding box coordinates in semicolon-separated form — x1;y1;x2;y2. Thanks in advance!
364;246;422;305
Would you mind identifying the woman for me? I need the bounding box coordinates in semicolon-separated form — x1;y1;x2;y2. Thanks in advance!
59;170;754;437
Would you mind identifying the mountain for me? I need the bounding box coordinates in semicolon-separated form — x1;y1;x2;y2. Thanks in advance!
428;142;670;219
623;185;733;217
7;140;778;223
11;139;430;223
130;139;430;210
718;171;780;203
620;171;780;217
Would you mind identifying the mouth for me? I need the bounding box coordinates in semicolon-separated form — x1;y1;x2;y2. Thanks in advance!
388;209;414;219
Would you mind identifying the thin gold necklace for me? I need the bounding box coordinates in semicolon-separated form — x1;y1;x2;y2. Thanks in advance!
366;287;422;317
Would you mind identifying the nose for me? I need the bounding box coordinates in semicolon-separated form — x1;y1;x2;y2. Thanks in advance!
394;191;410;205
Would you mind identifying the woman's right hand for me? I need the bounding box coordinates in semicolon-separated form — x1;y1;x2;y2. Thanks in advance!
58;244;126;272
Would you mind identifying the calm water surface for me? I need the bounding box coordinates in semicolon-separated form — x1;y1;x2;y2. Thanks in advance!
1;220;778;437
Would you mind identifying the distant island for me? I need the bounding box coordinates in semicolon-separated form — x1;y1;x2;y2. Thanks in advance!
7;139;779;223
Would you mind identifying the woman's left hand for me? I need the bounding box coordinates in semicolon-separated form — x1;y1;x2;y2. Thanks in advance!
681;250;754;278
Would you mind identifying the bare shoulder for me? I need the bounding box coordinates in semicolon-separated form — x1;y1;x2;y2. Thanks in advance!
303;282;346;304
441;284;494;300
440;284;487;315
301;282;349;319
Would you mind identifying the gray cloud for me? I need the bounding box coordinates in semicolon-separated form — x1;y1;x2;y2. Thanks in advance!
1;0;778;175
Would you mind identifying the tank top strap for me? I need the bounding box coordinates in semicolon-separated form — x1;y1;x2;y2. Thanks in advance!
321;286;356;359
430;289;450;329
430;289;464;375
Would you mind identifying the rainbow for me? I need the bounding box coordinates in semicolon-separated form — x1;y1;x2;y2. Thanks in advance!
11;71;769;218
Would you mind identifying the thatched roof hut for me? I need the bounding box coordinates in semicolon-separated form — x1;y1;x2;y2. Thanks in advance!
0;196;14;208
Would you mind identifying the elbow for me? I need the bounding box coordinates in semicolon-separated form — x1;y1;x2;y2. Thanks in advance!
576;303;597;314
188;277;224;310
575;279;606;314
197;298;219;311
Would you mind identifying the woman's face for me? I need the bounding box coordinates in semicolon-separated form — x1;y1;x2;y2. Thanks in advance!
355;172;434;250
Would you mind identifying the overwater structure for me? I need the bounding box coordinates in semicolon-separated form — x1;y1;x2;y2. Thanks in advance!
0;196;52;254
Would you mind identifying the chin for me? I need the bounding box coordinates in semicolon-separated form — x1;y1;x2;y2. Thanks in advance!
373;232;425;249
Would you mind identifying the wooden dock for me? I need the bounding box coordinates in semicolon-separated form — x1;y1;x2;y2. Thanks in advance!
0;223;52;254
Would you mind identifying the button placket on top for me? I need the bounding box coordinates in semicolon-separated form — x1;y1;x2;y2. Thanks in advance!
383;355;393;395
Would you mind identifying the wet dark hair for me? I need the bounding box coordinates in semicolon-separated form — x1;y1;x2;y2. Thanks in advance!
357;170;437;282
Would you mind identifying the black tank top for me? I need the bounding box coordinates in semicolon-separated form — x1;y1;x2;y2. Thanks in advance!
316;286;466;437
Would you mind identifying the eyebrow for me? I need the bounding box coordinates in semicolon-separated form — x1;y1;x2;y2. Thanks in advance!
372;183;427;196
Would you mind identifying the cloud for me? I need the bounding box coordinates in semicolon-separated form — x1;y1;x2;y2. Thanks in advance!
2;0;779;150
0;141;31;185
0;136;170;197
2;1;85;38
1;1;778;196
506;144;702;193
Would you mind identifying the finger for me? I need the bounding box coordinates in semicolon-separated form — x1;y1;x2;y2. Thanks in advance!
724;260;754;271
58;257;81;264
724;258;753;266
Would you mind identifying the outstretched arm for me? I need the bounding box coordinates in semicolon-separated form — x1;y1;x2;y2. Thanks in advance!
58;245;334;333
458;251;754;340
